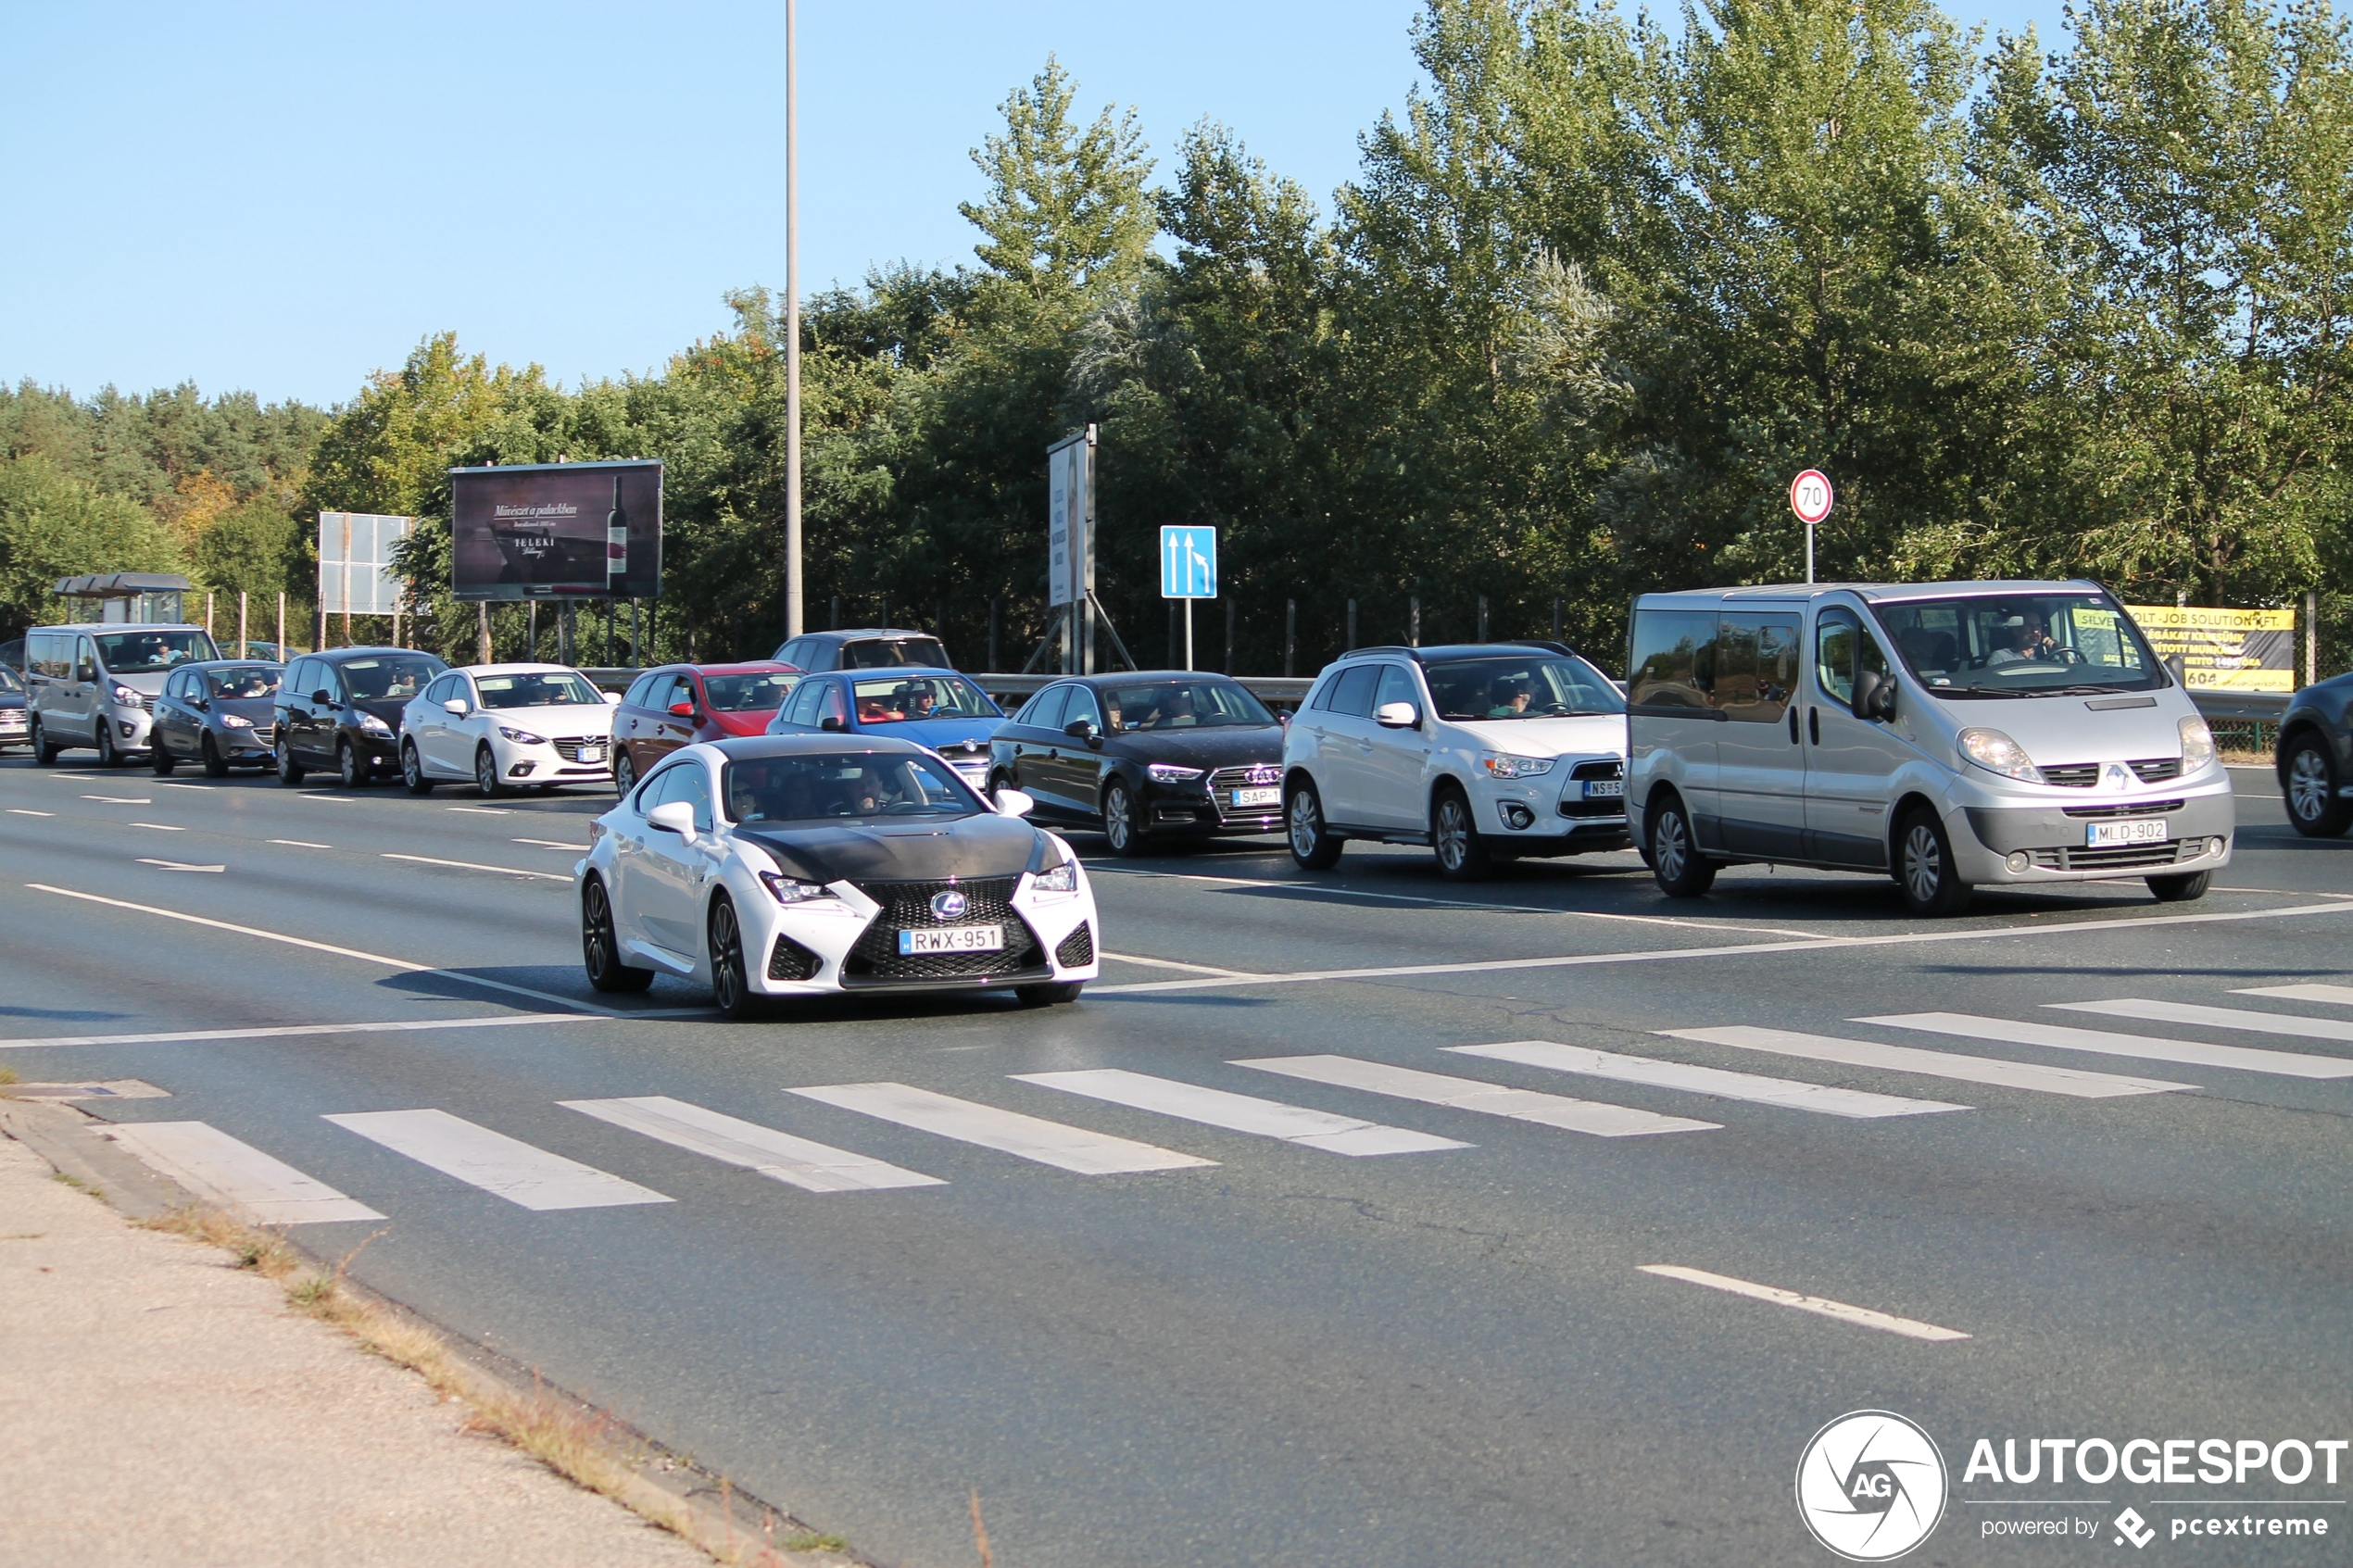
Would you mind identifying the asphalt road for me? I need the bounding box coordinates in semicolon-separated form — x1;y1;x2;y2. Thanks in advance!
4;750;2348;1567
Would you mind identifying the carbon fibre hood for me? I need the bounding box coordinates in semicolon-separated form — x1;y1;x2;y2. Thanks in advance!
733;812;1043;885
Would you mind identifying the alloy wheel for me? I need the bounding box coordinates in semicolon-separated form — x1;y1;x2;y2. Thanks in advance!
1435;797;1470;872
585;883;616;983
338;741;362;789
614;751;636;797
2289;746;2332;822
710;900;744;1014
475;747;501;797
1104;783;1135;853
94;722;115;768
1289;790;1320;857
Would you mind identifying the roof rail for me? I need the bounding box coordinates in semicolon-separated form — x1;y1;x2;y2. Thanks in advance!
1340;645;1423;662
1506;639;1583;657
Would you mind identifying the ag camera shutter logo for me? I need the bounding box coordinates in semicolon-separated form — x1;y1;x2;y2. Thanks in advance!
1796;1411;1948;1561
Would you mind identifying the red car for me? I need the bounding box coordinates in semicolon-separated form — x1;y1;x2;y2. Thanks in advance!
610;661;800;795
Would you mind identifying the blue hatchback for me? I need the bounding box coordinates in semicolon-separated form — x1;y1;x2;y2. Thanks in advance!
763;666;1003;792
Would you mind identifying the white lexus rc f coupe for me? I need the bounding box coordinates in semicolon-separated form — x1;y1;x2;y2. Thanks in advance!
575;734;1101;1018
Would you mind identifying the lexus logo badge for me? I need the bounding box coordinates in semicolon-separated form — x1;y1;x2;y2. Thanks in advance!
931;889;969;921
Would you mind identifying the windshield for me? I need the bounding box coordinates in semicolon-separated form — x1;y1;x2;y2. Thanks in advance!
208;666;280;699
841;637;949;670
704;671;799;713
474;671;604;709
1425;654;1626;721
1101;680;1275;732
849;674;999;723
723;752;985;824
1870;594;2162;696
339;656;442;701
94;630;217;674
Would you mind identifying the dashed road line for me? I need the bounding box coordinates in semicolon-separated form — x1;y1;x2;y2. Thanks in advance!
513;837;588;850
1101;951;1259;977
81;795;150;804
383;852;570;883
0;1013;595;1050
127;822;183;832
268;839;332;848
447;806;510;815
6;809;54;817
134;859;222;873
1638;1264;1969;1342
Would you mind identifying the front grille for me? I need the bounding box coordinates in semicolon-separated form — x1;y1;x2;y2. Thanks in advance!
1208;762;1285;825
842;875;1048;984
2130;757;2183;783
2027;841;2190;871
1055;922;1094;968
2062;799;2183;819
2039;763;2099;787
552;736;608;762
1560;758;1627;819
767;935;822;981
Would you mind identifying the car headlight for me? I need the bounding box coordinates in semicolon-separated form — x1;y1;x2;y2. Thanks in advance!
1479;752;1554;779
498;725;546;745
2179;715;2216;771
112;684;143;709
1958;727;2041;783
1032;859;1080;895
220;713;253;729
359;711;393;735
1146;763;1204;784
759;872;832;905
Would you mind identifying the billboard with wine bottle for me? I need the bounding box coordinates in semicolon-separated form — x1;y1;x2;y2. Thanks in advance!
448;459;662;600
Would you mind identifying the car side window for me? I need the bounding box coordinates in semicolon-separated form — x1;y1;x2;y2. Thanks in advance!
1629;609;1716;710
814;681;849;728
1025;685;1069;731
1326;665;1379;718
283;659;314;699
664;765;714;832
1716;614;1802;722
779;678;820;727
1063;687;1102;731
1373;664;1419;715
1815;608;1888;706
622;672;658;708
76;637;97;682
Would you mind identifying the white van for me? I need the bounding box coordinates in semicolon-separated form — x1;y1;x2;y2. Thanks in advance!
24;622;220;767
1624;582;2232;915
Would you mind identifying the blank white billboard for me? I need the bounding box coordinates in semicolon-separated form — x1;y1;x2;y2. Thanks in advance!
318;512;413;615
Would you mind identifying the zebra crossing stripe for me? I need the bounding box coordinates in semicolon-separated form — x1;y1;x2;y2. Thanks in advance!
322;1109;673;1210
1014;1069;1468;1156
1655;1025;2194;1098
1858;1013;2353;1080
2048;997;2353;1046
104;1122;384;1225
1231;1056;1718;1137
786;1083;1215;1174
560;1097;943;1191
2234;983;2353;1008
1448;1041;1968;1119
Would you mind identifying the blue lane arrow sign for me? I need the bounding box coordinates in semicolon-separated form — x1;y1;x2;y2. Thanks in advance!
1161;526;1217;599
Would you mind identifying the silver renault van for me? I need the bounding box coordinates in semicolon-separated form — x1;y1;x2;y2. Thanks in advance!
1624;582;2232;915
24;622;220;767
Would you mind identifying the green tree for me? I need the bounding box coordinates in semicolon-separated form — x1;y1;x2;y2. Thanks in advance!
0;455;179;636
960;55;1157;299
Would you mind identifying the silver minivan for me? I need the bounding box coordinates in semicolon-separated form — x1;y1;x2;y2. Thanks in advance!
23;622;220;767
1624;582;2233;915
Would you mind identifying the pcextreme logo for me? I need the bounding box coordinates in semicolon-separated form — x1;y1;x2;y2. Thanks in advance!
1797;1411;1949;1562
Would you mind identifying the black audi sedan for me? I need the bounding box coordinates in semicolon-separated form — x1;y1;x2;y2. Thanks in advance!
2277;671;2353;836
988;672;1288;855
275;646;448;788
150;660;283;775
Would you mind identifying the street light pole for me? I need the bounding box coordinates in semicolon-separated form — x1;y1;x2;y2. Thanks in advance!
783;0;804;639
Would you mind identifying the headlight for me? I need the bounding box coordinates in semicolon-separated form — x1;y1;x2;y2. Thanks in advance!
1032;860;1080;895
1958;727;2041;783
112;684;143;708
498;725;546;745
1146;763;1204;784
359;711;393;735
1479;752;1554;779
2179;715;2216;771
220;713;253;729
759;872;831;905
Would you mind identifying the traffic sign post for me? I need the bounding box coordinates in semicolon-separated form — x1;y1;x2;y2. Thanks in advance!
1161;526;1217;670
1789;470;1833;583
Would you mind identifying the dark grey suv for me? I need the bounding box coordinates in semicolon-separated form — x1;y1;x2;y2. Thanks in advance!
772;628;952;672
2277;672;2353;836
151;661;283;775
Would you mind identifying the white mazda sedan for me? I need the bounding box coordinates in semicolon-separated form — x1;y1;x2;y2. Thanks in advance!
399;663;619;797
575;734;1100;1018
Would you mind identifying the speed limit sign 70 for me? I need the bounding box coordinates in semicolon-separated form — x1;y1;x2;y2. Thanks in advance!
1790;470;1833;524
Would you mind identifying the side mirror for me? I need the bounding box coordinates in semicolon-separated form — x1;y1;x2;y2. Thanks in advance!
819;714;845;733
311;689;333;706
646;801;697;841
1851;669;1896;721
1278;711;1291;727
442;697;470;716
190;696;208;711
667;701;696;719
1063;718;1095;740
993;787;1036;817
1375;700;1420;729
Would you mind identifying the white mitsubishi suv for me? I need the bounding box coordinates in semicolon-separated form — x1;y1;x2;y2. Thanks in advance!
1282;643;1629;880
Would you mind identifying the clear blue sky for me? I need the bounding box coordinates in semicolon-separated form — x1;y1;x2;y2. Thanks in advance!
1;0;2069;410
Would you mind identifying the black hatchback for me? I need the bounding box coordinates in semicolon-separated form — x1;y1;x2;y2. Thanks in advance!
988;672;1288;855
275;647;448;788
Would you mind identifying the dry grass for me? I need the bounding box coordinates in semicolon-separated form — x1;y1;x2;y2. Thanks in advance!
0;1065;19;1086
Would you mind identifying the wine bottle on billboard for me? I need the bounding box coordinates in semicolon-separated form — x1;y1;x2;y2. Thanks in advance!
607;473;629;582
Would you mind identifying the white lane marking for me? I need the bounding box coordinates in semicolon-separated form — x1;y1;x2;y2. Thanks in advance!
513;837;589;851
156;782;210;791
447;806;510;815
1447;1040;1969;1119
323;1109;672;1210
24;884;606;1016
82;795;150;804
268;839;332;848
49;773;97;781
2237;982;2353;1007
127;822;184;832
6;809;55;817
298;795;355;803
1101;951;1258;977
383;852;570;883
1232;1055;1718;1137
1094;898;2353;996
6;1078;170;1101
1638;1264;1969;1342
1861;1012;2353;1080
2049;997;2353;1045
1659;1025;2195;1098
105;1122;384;1225
786;1083;1214;1174
560;1096;943;1192
1;1013;595;1050
1015;1068;1468;1156
134;859;223;873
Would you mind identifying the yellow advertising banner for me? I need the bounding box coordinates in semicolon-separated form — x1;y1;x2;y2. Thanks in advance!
2124;605;2296;692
